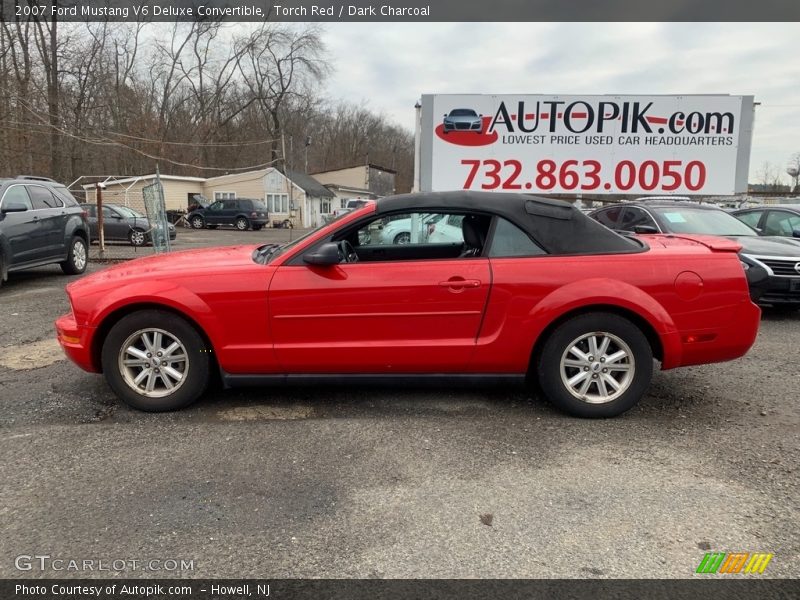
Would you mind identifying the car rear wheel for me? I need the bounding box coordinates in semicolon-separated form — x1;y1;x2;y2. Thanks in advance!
60;236;88;275
536;312;652;418
101;310;210;411
235;217;249;231
191;216;205;229
128;228;146;246
394;232;411;244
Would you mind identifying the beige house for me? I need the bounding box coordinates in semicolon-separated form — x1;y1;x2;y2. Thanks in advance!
81;168;335;228
311;163;397;208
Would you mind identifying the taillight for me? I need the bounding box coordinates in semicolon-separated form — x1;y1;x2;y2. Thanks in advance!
251;212;257;217
81;210;88;219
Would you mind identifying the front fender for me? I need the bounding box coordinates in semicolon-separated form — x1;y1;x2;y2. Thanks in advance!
528;278;682;369
85;281;225;367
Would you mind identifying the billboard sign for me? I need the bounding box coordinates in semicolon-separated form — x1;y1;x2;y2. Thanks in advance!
418;94;754;195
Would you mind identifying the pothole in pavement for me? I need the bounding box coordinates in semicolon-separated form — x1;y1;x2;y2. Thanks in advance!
0;339;65;370
216;404;315;421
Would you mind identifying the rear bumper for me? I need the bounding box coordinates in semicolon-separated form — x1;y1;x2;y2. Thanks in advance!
673;300;761;368
55;313;99;373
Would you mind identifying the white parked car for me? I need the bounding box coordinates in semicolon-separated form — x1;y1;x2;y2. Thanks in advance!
377;213;464;245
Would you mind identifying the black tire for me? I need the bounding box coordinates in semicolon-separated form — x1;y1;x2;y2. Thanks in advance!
60;236;88;275
235;216;249;231
101;309;210;411
394;232;411;244
282;219;293;229
190;216;205;229
128;228;147;247
536;312;652;418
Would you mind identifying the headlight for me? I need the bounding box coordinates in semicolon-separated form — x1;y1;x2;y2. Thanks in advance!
740;260;750;271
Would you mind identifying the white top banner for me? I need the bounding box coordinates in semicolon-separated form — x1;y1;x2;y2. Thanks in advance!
420;94;754;195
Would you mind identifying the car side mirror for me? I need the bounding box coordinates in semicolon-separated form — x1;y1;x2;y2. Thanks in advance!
633;225;659;234
303;242;341;266
1;201;29;213
754;227;763;235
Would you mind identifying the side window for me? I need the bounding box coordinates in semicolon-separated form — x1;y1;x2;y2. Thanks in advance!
621;208;658;232
488;217;546;257
84;205;97;217
208;201;224;211
52;186;78;206
357;212;464;246
593;206;624;229
223;200;237;210
735;210;762;229
1;186;34;210
28;186;63;209
764;211;800;236
102;206;115;218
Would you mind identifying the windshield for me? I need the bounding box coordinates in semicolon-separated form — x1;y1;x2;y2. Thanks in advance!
653;207;758;236
114;206;145;218
449;109;477;117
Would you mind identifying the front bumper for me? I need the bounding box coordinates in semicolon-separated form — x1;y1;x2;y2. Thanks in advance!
758;275;800;306
55;312;99;373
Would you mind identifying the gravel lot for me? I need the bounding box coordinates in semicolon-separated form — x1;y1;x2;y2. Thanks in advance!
0;229;797;579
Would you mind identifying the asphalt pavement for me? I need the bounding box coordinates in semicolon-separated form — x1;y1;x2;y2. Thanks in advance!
0;229;797;579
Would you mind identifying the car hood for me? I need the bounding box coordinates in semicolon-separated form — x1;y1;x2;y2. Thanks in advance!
67;245;262;292
728;235;800;256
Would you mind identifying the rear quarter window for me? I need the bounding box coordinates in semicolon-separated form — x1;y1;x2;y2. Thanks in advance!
488;217;547;257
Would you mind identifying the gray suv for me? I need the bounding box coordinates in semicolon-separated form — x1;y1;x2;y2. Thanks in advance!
187;198;269;231
0;176;90;287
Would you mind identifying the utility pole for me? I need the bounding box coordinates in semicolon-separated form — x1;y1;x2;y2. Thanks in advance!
96;182;105;257
281;133;294;240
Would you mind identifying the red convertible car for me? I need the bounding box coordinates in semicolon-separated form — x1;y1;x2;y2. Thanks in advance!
56;192;760;417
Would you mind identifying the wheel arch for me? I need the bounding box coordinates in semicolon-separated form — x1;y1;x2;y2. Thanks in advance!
91;302;217;374
528;304;666;380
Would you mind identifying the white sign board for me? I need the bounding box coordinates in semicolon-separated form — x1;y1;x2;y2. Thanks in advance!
418;94;754;195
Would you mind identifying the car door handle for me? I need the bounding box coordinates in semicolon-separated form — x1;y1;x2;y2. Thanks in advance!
439;278;481;289
32;216;39;221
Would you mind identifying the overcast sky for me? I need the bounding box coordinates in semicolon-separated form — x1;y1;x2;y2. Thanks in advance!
320;22;800;182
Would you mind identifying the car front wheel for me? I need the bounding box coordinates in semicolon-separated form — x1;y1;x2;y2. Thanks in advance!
129;228;146;246
191;216;205;229
536;312;653;418
60;236;88;275
101;310;210;411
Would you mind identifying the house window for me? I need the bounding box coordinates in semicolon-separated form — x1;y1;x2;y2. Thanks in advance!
214;191;236;200
321;200;331;214
267;193;289;214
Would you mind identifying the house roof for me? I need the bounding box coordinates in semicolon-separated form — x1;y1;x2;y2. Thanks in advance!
285;169;335;198
310;163;397;176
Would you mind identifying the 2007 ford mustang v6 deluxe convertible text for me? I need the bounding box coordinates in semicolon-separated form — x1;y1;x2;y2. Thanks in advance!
56;192;760;417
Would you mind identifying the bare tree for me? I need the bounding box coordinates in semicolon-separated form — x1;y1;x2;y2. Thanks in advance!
239;24;329;165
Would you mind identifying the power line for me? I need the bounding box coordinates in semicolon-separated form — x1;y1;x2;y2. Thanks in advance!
7;104;282;173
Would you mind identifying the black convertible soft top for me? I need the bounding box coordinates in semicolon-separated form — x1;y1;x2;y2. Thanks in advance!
377;191;639;255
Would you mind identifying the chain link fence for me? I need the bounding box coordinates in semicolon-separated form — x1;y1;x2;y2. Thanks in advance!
70;187;174;261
